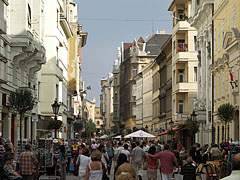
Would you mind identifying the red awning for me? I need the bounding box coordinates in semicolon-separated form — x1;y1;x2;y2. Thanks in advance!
157;126;184;136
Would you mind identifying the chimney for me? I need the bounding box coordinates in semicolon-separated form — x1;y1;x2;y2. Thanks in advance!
157;30;166;34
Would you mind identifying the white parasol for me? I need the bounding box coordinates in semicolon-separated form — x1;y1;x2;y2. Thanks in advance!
124;130;156;138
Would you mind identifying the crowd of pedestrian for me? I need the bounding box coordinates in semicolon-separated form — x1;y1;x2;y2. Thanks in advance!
1;137;240;180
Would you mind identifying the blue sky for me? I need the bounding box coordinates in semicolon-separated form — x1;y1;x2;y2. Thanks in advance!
76;0;173;106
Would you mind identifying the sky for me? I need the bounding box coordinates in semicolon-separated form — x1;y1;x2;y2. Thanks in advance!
76;0;173;106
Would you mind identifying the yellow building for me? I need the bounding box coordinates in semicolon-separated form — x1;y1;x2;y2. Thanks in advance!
94;107;103;135
211;0;240;143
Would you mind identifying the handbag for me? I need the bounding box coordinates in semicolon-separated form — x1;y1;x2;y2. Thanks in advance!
143;158;148;170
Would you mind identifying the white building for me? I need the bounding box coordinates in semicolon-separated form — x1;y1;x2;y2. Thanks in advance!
189;0;214;145
38;0;73;139
0;0;46;146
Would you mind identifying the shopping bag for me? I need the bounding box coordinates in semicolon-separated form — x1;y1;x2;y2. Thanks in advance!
174;173;183;180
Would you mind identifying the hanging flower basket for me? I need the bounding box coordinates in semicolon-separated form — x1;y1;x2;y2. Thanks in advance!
48;120;63;130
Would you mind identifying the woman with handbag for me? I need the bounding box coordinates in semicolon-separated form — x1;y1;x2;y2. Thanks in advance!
146;146;158;180
76;147;91;180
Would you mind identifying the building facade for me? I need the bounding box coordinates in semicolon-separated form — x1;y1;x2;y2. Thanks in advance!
100;73;114;134
112;48;121;132
1;0;46;146
94;107;103;136
190;0;214;145
120;34;170;130
142;61;154;132
210;0;240;144
169;0;198;147
151;61;160;133
38;0;73;139
156;36;172;141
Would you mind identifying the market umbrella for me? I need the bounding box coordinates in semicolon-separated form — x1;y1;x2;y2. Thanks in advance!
124;130;156;138
113;135;121;139
99;134;108;139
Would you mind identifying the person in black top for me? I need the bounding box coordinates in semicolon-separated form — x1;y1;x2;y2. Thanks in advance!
189;144;197;162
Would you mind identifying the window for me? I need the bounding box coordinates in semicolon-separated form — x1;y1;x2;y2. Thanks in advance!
194;36;197;51
222;22;225;47
57;9;59;27
194;67;197;82
173;70;176;85
178;69;184;82
97;121;100;125
132;67;137;78
56;47;59;65
218;26;221;51
178;100;184;114
196;0;200;6
70;10;73;22
132;84;137;96
114;91;118;100
132;104;136;116
228;17;230;32
173;41;176;56
173;100;176;114
218;74;221;98
178;10;184;20
27;4;32;28
56;84;59;101
214;32;216;55
222;72;225;97
214;77;216;100
233;7;236;28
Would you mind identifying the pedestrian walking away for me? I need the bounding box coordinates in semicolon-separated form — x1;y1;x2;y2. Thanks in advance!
131;141;145;180
18;144;38;180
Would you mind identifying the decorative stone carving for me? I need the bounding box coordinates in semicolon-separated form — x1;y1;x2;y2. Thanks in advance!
193;98;206;111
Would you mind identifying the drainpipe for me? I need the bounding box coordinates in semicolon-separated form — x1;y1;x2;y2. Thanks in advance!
211;3;215;144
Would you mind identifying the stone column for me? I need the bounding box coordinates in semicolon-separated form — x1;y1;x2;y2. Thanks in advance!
32;115;38;141
3;113;11;139
26;116;31;140
14;114;21;146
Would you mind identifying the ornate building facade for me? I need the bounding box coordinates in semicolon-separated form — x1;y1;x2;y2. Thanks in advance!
190;0;214;145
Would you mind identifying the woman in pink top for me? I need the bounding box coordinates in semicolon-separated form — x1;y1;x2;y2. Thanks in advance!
147;146;158;180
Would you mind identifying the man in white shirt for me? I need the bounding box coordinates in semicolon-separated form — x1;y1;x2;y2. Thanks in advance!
221;153;240;179
132;141;145;180
114;142;124;161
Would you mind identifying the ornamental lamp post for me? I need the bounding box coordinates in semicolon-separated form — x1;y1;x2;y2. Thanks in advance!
169;119;174;144
191;110;197;144
51;99;61;138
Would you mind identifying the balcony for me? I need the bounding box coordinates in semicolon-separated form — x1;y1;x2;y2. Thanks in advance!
172;49;198;65
60;14;73;39
173;20;190;35
172;82;197;94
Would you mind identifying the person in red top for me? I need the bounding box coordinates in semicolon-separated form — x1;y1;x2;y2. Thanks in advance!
150;144;178;180
147;146;158;180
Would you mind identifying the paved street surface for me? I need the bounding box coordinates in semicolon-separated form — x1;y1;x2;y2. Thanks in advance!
40;167;163;180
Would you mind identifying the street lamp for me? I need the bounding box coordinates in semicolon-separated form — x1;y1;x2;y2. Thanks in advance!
191;110;197;144
51;99;61;138
169;119;174;144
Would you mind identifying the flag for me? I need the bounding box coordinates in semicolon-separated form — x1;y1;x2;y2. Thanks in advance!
227;149;233;175
230;71;234;82
87;85;91;90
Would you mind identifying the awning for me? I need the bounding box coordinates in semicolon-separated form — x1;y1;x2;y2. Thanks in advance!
157;126;185;136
